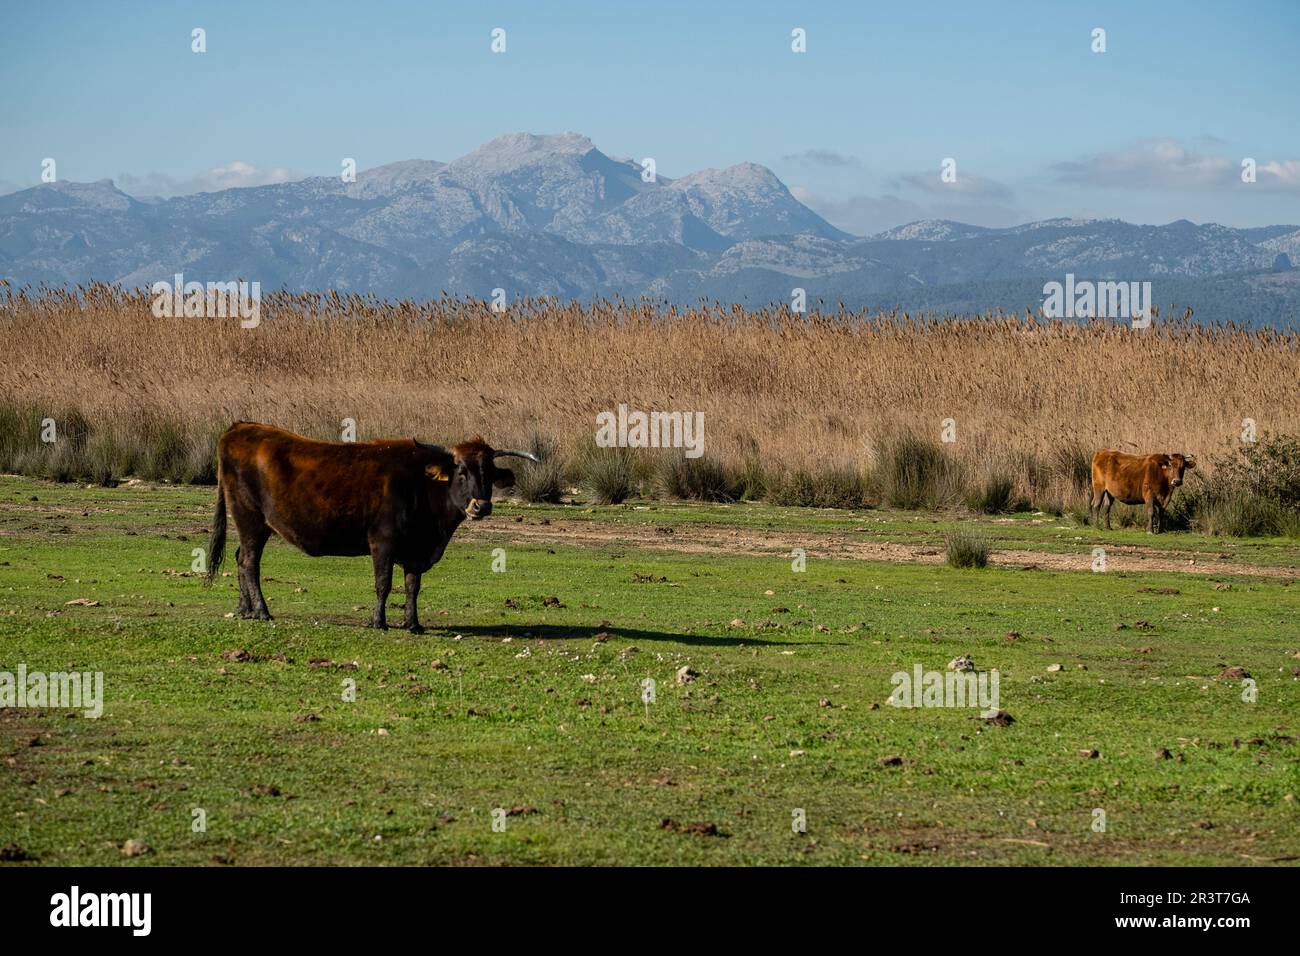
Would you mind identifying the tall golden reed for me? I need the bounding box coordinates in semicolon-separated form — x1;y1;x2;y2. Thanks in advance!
2;283;1297;487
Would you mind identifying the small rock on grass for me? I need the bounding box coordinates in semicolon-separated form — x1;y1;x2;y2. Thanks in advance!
121;839;150;858
676;666;698;685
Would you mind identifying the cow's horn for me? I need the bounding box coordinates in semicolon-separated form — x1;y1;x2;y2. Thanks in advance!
493;449;541;463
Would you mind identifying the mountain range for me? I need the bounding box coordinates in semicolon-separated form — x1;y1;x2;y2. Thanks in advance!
3;131;1298;326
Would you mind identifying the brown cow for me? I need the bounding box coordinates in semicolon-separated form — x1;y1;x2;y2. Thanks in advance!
204;422;538;630
1090;449;1196;533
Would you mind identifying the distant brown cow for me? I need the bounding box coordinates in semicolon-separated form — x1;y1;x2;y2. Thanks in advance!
205;423;538;630
1090;449;1196;533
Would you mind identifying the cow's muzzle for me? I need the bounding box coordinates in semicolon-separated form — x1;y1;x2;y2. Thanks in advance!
466;498;490;520
1172;478;1183;487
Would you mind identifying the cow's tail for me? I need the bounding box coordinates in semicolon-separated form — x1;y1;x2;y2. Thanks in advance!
205;481;227;588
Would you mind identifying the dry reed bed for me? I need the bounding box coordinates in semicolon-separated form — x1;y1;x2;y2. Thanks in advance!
2;284;1298;501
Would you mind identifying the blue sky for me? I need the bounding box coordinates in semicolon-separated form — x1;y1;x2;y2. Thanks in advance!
3;0;1298;233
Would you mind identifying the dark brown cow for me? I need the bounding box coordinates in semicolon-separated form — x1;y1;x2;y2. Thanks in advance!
204;422;537;630
1090;449;1196;533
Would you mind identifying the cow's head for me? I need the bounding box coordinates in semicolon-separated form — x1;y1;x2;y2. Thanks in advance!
1165;453;1196;487
422;437;540;520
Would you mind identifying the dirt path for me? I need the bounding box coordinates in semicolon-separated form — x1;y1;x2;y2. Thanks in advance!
1;480;1295;579
464;518;1300;580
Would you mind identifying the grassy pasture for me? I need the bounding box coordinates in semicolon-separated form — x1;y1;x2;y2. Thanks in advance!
1;477;1297;866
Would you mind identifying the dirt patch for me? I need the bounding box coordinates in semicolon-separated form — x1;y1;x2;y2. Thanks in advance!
4;481;1295;579
660;818;727;838
465;518;1298;579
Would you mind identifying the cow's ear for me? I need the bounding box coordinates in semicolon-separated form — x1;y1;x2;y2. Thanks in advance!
1185;457;1197;469
426;463;451;482
493;467;516;489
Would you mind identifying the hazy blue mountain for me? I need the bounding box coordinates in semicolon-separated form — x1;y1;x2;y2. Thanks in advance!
1;132;1297;326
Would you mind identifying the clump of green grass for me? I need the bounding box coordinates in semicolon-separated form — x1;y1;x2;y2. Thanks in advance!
85;429;129;486
0;403;92;483
966;472;1016;514
1179;433;1300;537
1050;441;1093;494
809;466;872;508
577;444;636;504
1194;495;1297;537
945;531;990;569
655;453;740;502
766;469;816;507
766;466;871;509
871;431;960;510
736;454;766;501
512;432;566;503
1061;488;1094;526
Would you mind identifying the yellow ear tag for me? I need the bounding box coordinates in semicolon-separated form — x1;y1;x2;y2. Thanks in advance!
426;464;450;482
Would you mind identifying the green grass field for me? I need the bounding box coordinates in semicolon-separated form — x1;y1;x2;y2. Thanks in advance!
1;476;1297;866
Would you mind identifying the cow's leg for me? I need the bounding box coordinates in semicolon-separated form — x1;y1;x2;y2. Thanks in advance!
368;546;393;630
229;502;273;620
402;569;424;634
1145;495;1156;534
234;545;251;616
1103;492;1114;530
1088;486;1100;526
242;528;273;620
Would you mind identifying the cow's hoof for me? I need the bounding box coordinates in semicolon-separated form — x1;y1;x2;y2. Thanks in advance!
406;623;425;635
365;620;388;631
252;610;273;621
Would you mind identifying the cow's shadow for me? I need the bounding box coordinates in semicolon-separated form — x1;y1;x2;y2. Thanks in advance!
425;622;837;648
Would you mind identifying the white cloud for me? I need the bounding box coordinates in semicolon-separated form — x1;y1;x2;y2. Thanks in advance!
796;189;1023;236
1050;138;1300;192
898;171;1012;200
1259;159;1300;189
115;161;302;197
